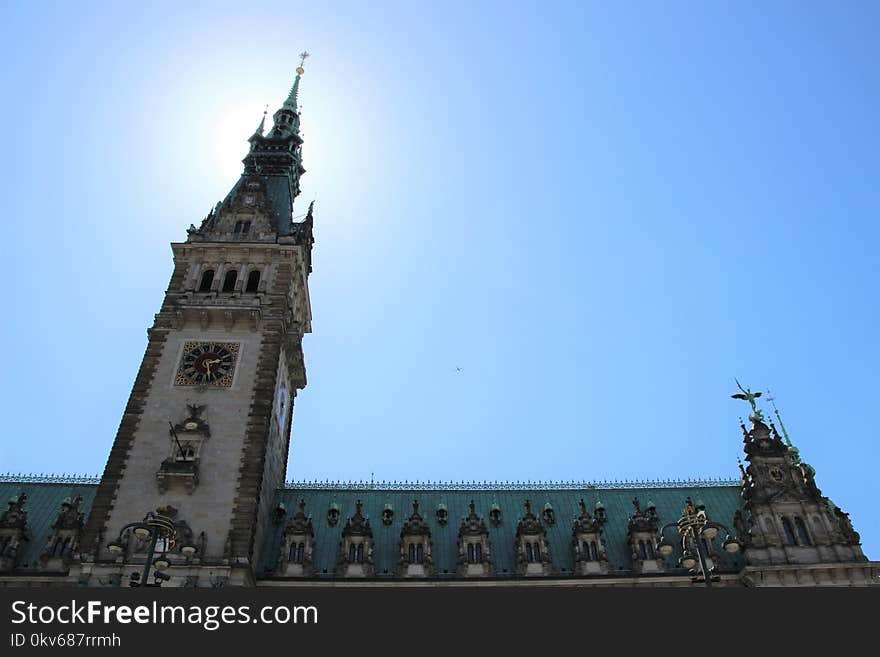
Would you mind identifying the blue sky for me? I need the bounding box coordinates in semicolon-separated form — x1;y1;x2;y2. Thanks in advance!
1;1;877;557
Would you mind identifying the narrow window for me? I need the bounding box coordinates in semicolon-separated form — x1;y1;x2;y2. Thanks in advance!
356;543;364;563
52;538;65;558
198;269;214;292
646;541;655;559
795;517;812;546
467;543;475;563
416;544;424;564
408;543;415;563
245;270;261;293
590;541;599;561
526;543;534;563
583;541;591;561
533;542;541;561
234;221;242;233
638;540;647;560
782;517;797;546
296;543;305;563
348;543;356;563
290;543;298;561
222;270;238;292
475;543;482;562
242;221;251;234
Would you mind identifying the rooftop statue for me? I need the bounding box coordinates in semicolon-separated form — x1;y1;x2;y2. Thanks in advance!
731;379;765;424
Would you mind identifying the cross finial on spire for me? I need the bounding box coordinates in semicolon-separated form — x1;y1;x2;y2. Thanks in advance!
295;51;310;78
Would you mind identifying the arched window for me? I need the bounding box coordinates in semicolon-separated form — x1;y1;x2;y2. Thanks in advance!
416;544;424;564
795;517;812;546
526;543;534;563
242;221;251;234
475;543;482;562
222;270;238;292
198;270;214;292
638;540;647;560
583;541;591;561
234;221;242;233
782;517;797;546
290;543;298;562
467;543;475;563
408;543;415;563
245;270;261;293
646;541;655;559
52;538;65;558
296;543;305;563
356;543;364;563
590;541;599;561
533;542;541;561
348;543;356;563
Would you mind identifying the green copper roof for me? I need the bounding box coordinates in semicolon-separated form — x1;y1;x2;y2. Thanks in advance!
259;485;746;579
0;481;97;571
283;74;301;110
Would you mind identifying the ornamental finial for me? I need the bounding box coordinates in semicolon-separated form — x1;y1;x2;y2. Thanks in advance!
297;51;310;75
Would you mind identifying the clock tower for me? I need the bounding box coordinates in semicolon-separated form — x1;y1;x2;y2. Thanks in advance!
77;62;315;587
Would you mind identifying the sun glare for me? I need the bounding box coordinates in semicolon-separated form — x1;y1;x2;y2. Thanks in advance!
208;101;267;184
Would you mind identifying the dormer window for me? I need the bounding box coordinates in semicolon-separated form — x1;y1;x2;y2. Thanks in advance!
582;540;600;561
289;542;305;563
466;542;483;563
407;543;425;564
347;543;365;563
278;499;315;577
525;542;542;562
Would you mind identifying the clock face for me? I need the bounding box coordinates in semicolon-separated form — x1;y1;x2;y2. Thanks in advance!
175;342;239;387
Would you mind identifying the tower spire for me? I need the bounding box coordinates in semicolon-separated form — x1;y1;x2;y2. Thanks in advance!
251;105;268;138
766;389;800;463
284;51;310;110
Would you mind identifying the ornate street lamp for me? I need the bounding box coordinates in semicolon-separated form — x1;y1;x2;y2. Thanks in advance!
107;509;196;587
656;497;741;588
